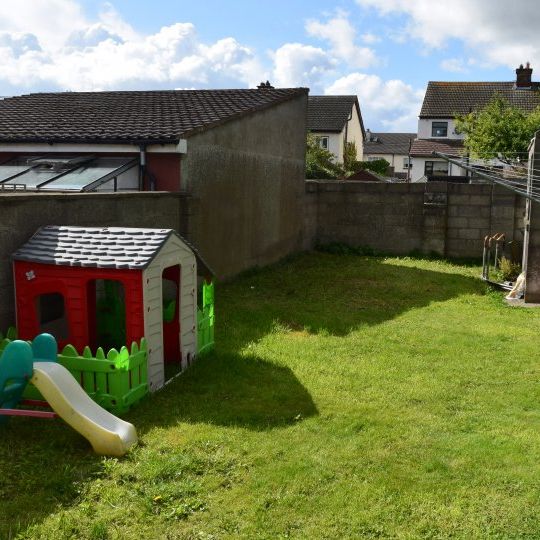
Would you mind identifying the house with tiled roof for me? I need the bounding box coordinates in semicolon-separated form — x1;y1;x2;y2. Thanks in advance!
307;95;365;163
363;130;416;179
0;87;307;191
410;64;540;182
0;86;309;278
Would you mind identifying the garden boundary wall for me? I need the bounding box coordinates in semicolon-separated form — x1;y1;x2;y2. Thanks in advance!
303;180;526;259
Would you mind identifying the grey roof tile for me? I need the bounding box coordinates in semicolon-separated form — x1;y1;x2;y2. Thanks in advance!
410;138;465;157
420;81;540;117
0;88;307;144
364;132;417;155
307;95;363;133
12;225;214;277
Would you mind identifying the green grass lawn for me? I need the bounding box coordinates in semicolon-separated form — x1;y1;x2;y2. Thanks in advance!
2;252;540;539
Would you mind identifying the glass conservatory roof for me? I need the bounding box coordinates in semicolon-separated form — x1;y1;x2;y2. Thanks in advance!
0;155;138;192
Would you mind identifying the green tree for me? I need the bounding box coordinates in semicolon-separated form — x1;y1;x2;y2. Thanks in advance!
455;95;540;160
305;133;345;179
343;141;358;171
346;158;390;176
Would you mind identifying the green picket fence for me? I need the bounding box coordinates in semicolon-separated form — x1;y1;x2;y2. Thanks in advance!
23;339;149;415
197;281;215;355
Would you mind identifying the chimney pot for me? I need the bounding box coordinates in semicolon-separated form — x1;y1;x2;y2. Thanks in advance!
516;63;533;88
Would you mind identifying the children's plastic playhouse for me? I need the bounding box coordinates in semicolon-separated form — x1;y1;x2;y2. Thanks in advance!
12;225;214;391
0;225;215;456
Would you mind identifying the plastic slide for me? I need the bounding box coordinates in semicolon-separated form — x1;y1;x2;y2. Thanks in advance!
31;362;138;457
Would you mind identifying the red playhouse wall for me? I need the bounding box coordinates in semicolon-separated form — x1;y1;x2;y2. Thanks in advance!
13;261;145;352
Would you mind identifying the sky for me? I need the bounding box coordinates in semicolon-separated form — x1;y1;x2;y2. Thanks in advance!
1;0;539;132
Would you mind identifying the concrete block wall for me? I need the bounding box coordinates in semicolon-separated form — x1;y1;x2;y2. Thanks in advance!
305;180;526;259
313;181;426;254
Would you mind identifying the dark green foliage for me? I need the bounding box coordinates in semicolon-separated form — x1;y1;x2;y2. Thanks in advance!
348;158;390;176
455;95;540;160
343;141;358;171
498;256;521;281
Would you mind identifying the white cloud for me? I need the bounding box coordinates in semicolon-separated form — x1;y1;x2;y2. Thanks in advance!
272;43;336;87
361;33;380;44
0;0;86;51
0;11;265;92
355;0;540;69
440;58;467;73
305;12;378;69
325;72;425;131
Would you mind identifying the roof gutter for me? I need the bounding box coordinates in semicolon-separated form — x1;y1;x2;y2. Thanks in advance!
0;140;188;154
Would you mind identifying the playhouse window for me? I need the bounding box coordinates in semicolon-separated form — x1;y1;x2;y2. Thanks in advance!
88;279;126;351
162;267;180;323
36;292;68;339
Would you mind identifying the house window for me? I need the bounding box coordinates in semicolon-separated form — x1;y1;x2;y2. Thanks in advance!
431;122;448;137
424;161;449;177
403;157;411;169
367;156;380;162
317;136;329;150
35;292;68;340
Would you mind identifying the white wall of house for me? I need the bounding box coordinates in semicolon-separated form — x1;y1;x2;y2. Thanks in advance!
346;108;364;160
417;119;464;140
410;157;467;182
313;105;364;163
313;131;342;162
365;153;410;174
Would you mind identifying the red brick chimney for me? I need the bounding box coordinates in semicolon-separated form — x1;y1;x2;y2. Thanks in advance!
516;62;533;88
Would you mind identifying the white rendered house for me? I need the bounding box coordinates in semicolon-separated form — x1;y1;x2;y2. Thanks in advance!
307;95;366;164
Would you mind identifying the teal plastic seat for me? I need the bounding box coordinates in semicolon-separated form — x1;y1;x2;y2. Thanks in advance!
31;333;58;363
0;340;34;424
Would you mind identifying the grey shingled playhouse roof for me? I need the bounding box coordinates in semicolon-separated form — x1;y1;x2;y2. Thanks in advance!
0;88;307;144
420;81;540;118
307;95;364;135
12;225;213;277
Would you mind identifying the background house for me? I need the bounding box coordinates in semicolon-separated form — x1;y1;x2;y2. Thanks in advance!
363;130;416;179
410;64;540;182
307;95;365;163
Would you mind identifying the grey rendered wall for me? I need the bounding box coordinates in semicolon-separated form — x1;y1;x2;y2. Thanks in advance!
0;191;187;329
307;180;526;259
181;93;308;278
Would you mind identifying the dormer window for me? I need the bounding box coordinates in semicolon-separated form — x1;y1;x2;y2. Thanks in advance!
432;122;448;137
431;121;448;137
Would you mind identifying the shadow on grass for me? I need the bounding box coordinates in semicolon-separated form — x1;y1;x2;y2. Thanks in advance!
219;253;485;347
134;352;318;433
0;417;102;538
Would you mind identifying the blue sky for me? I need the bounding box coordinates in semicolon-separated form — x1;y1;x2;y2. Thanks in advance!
0;0;537;131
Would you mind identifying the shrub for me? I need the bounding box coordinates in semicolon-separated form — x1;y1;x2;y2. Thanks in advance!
498;256;521;281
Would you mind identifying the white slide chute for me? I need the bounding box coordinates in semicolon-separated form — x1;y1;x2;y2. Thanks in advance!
31;362;137;456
